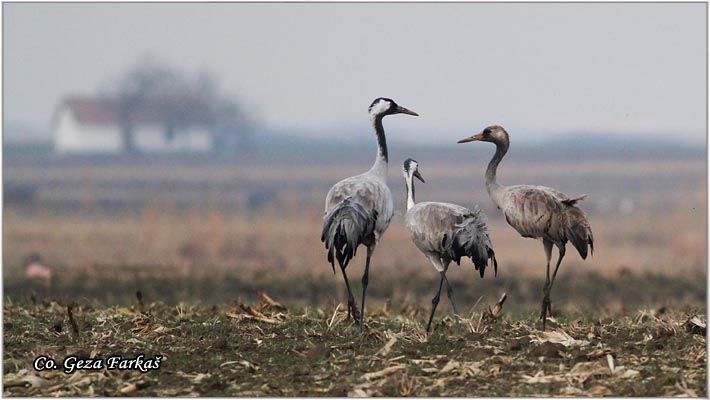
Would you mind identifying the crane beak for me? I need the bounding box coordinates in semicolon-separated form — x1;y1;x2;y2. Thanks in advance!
413;170;425;183
457;132;484;143
395;105;419;116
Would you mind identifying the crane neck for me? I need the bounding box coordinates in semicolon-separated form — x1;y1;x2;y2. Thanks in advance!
405;174;416;211
486;139;508;200
369;114;388;177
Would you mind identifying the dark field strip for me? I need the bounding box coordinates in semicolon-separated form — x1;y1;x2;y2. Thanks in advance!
5;267;706;314
3;299;706;396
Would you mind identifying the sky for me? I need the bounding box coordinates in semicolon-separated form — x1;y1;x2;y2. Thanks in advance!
3;3;707;143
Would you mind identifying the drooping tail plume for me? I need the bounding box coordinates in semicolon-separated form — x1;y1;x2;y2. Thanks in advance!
565;206;594;259
449;207;497;278
321;197;377;271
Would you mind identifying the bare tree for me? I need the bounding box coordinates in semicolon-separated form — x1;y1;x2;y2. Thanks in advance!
104;56;249;154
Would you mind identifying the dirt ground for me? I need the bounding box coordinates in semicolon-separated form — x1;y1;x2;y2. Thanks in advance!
3;292;706;397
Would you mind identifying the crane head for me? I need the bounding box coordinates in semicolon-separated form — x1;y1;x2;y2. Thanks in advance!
458;125;508;144
369;98;419;118
403;158;425;183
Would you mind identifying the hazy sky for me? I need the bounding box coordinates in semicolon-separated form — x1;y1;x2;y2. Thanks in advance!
4;3;707;143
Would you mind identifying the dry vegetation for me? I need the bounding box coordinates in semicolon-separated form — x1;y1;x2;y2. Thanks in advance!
3;203;706;317
5;157;706;281
4;200;706;311
3;292;706;396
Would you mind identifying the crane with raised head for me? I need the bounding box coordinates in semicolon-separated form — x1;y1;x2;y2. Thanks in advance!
322;97;418;330
458;125;594;329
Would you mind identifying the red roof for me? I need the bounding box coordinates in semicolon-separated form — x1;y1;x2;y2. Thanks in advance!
60;96;170;126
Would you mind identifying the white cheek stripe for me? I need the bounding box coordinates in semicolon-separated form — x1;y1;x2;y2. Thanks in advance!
369;100;390;117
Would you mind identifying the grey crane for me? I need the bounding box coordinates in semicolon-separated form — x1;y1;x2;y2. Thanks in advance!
322;97;418;330
458;125;594;329
402;159;497;334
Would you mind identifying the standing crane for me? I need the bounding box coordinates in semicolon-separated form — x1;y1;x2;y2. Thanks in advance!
458;125;594;329
402;159;497;334
322;97;418;330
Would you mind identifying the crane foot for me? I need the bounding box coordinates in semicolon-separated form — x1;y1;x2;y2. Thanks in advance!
347;298;361;323
539;295;552;330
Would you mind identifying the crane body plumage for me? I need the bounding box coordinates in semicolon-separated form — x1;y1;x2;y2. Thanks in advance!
494;184;592;258
323;173;393;253
405;202;496;277
402;159;497;333
459;125;593;329
321;98;417;330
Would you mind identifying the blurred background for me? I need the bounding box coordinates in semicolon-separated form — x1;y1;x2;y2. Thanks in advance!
3;3;706;314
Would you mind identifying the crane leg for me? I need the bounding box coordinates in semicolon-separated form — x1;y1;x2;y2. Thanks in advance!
339;264;359;322
426;272;445;334
541;244;565;330
359;245;375;331
442;271;461;334
540;240;553;328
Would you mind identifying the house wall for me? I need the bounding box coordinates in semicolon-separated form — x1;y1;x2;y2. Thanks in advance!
54;108;214;154
54;110;123;154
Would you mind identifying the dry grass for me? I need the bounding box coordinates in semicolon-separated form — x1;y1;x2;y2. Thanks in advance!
3;293;706;396
4;195;705;313
4;202;705;279
5;156;705;282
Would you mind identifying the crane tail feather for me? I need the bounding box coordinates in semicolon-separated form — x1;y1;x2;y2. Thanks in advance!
490;247;498;277
561;194;589;206
321;198;376;271
589;232;594;257
564;206;594;260
449;210;497;278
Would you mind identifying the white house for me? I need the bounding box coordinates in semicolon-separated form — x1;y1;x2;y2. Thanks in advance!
53;96;214;154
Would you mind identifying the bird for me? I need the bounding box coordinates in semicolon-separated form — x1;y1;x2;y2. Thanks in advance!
458;125;594;329
321;97;418;330
402;158;497;334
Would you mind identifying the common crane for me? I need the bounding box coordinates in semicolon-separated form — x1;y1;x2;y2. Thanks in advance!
458;125;594;329
322;97;418;330
402;159;497;334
